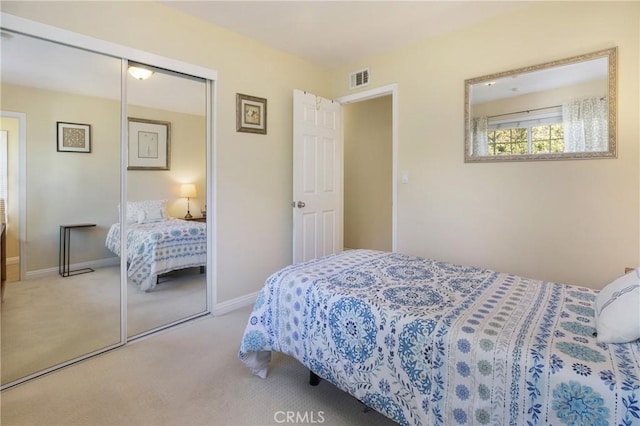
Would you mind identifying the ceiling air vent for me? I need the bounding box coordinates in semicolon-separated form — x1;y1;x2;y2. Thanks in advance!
349;68;370;90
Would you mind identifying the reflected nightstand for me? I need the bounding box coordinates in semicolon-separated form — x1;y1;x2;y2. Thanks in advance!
181;217;206;223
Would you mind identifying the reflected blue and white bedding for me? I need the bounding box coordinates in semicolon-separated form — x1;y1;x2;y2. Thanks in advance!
239;249;640;425
106;218;206;291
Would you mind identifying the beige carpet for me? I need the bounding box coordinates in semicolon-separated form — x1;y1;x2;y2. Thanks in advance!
1;266;206;385
0;306;396;426
127;267;207;337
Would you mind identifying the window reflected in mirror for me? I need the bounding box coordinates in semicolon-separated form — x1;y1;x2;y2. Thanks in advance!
465;47;617;162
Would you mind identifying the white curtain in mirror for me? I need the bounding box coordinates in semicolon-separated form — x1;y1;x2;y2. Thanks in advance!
562;97;608;152
464;47;616;162
471;116;488;156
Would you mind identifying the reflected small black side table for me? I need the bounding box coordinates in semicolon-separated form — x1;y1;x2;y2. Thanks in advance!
59;223;96;277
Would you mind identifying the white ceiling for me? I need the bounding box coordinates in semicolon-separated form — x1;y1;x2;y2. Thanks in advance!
1;1;530;113
471;57;609;104
0;31;207;115
160;1;530;68
7;1;601;113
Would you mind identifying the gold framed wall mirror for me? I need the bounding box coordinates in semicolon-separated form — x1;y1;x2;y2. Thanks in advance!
464;47;617;162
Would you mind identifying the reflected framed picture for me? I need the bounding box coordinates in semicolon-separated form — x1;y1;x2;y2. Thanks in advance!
128;117;171;170
236;93;267;135
57;122;91;153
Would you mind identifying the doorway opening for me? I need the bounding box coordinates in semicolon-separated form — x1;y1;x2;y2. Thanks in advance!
337;84;398;253
0;111;25;283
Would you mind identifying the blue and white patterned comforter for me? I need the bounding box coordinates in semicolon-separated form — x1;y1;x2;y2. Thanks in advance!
105;219;206;291
239;249;640;425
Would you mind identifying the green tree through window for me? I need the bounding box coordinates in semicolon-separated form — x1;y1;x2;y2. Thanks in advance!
488;124;564;155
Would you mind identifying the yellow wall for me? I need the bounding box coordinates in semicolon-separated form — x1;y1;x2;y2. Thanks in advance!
127;105;206;219
1;83;120;271
344;96;392;251
0;1;331;301
1;83;207;272
330;2;640;288
472;79;607;118
2;1;639;292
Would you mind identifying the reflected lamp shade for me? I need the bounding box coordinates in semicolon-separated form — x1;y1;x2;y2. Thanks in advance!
180;183;197;219
180;183;197;198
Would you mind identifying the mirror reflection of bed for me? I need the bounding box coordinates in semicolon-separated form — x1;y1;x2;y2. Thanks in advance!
107;199;207;337
126;66;207;338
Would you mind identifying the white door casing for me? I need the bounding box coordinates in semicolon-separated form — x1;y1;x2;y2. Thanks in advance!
292;90;343;264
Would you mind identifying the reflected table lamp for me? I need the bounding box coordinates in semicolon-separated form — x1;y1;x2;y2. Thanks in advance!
180;183;197;219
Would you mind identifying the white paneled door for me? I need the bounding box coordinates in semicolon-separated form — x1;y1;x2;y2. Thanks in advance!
292;90;343;264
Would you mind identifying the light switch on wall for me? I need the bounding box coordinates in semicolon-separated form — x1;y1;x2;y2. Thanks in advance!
401;171;409;184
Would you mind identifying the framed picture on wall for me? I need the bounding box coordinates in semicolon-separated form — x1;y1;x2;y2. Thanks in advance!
57;122;91;153
127;117;171;170
236;93;267;135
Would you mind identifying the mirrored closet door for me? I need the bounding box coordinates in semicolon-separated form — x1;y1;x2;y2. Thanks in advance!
1;17;214;389
0;31;123;387
125;63;208;337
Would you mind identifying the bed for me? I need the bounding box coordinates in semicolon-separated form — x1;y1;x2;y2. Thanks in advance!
239;249;640;425
106;201;206;291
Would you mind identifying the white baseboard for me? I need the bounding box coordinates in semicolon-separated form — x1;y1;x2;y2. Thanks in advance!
24;258;259;316
25;257;120;280
213;290;259;316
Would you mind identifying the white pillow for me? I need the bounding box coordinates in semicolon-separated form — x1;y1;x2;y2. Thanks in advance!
136;207;165;224
119;200;168;223
118;203;136;224
595;268;640;343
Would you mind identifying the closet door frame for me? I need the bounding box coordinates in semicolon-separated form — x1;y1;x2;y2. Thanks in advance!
0;12;217;388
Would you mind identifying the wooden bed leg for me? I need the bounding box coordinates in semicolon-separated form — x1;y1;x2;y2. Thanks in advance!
309;371;321;386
